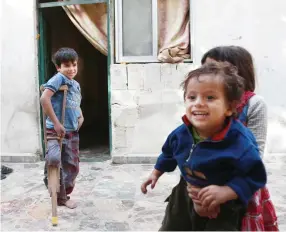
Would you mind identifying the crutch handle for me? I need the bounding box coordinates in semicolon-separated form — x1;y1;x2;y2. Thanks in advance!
47;136;61;141
59;85;68;91
40;85;68;93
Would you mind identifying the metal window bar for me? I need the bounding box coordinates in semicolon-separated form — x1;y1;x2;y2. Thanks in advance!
38;0;107;8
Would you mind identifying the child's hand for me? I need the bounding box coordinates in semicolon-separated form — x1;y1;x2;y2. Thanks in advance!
141;169;163;194
198;185;236;212
188;184;220;219
193;202;220;219
186;183;202;205
207;205;220;219
54;122;65;137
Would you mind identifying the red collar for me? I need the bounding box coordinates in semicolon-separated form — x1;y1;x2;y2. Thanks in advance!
182;115;232;141
237;91;255;113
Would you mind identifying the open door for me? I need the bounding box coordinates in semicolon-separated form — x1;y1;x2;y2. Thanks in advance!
38;1;110;161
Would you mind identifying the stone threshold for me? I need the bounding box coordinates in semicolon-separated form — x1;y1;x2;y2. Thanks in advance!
112;152;286;164
0;152;157;164
112;153;158;164
1;153;40;163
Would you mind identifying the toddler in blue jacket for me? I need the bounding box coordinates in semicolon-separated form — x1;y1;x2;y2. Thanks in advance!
141;62;266;231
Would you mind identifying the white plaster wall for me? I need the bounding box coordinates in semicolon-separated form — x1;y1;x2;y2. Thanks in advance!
1;0;285;161
1;0;41;158
111;64;192;158
191;0;286;153
111;0;286;158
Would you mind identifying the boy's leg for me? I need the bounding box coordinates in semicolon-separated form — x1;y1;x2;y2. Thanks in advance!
44;137;62;202
45;130;76;208
46;137;62;166
204;202;246;231
159;176;193;231
58;131;80;208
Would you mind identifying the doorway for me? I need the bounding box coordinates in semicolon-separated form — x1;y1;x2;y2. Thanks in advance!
38;4;110;160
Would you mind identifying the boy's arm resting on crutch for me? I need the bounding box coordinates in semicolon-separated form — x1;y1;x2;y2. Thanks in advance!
40;88;65;137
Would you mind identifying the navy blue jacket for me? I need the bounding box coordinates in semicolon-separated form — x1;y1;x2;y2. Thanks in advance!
154;115;267;205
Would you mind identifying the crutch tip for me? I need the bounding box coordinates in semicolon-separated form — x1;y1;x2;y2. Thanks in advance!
51;217;58;226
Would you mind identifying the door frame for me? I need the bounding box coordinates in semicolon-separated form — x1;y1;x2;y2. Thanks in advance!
37;0;112;158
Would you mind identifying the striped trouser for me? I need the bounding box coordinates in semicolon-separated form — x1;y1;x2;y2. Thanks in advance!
44;129;80;202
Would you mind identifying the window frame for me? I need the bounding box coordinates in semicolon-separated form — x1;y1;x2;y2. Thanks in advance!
37;0;106;8
115;0;158;63
115;0;193;63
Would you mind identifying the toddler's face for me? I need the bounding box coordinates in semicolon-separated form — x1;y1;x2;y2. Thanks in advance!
185;74;233;138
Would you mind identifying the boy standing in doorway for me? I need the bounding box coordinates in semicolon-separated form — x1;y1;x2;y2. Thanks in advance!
41;47;84;208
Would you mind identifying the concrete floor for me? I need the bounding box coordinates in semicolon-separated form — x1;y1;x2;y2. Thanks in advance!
1;152;286;231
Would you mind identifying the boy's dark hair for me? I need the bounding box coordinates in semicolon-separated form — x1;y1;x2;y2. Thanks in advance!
201;46;255;92
181;62;245;108
52;47;78;67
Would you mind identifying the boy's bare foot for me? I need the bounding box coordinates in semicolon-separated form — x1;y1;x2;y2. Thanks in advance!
58;199;77;209
64;200;77;209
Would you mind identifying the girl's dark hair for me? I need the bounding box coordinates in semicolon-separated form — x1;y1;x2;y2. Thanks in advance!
181;62;245;107
53;47;78;67
201;46;255;91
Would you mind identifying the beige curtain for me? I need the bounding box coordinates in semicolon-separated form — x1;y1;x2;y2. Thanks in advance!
62;3;108;56
62;1;190;63
158;0;190;63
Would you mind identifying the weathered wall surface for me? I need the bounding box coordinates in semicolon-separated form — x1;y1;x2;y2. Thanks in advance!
1;0;41;161
111;64;193;162
1;0;286;163
111;0;286;162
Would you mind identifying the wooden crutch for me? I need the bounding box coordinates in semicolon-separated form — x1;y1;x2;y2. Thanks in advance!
40;84;68;226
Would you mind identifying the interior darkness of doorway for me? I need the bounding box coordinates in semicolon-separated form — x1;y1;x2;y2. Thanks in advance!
41;7;109;158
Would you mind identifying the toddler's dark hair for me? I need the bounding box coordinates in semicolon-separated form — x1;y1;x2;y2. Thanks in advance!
53;47;78;67
181;62;245;107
